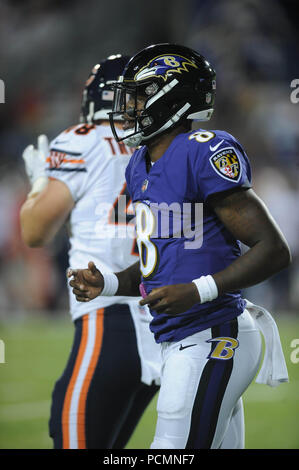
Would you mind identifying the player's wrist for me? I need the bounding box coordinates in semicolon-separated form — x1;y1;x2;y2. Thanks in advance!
100;272;119;296
115;262;142;297
25;165;47;187
188;281;201;304
192;275;218;304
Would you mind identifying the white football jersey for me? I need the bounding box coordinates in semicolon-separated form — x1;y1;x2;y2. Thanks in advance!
46;122;140;320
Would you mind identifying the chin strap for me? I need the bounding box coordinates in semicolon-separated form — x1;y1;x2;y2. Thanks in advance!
139;102;192;145
123;130;144;148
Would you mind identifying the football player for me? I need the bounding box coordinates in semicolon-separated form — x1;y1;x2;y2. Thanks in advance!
20;55;161;449
68;44;291;449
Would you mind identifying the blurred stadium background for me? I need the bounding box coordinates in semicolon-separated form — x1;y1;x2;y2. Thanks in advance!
0;0;299;449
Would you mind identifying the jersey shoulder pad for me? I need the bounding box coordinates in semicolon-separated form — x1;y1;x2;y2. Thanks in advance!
50;123;98;157
187;129;236;151
48;124;98;172
188;129;248;184
187;129;244;159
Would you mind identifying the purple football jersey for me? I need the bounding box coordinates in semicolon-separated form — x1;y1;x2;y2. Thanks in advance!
126;129;251;343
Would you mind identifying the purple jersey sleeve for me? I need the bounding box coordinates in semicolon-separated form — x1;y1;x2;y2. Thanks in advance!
192;134;252;201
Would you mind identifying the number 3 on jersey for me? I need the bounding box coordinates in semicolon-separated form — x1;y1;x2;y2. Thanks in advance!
135;203;159;278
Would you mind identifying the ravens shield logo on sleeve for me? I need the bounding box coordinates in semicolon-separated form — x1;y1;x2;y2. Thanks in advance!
209;148;241;182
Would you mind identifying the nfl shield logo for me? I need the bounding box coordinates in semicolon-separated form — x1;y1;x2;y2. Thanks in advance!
141;179;149;192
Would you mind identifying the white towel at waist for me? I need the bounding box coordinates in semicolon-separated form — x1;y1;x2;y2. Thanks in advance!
245;299;289;387
127;300;161;386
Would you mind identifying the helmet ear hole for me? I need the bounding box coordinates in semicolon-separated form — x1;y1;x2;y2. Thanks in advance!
145;82;159;96
141;116;153;127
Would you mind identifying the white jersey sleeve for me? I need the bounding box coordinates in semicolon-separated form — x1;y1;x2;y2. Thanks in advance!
46;124;101;201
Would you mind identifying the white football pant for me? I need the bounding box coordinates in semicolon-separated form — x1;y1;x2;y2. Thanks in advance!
150;309;262;449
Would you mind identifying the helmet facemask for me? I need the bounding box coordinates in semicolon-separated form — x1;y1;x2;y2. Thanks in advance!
109;81;152;147
109;76;199;147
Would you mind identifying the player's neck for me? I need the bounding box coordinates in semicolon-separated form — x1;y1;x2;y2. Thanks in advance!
147;125;187;162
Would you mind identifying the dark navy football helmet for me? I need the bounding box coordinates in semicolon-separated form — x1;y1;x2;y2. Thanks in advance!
109;44;216;147
80;54;130;124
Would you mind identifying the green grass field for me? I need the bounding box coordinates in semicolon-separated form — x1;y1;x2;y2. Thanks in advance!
0;312;298;449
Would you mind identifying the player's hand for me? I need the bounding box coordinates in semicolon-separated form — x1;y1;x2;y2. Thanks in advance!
139;282;201;315
67;261;104;302
22;134;49;185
